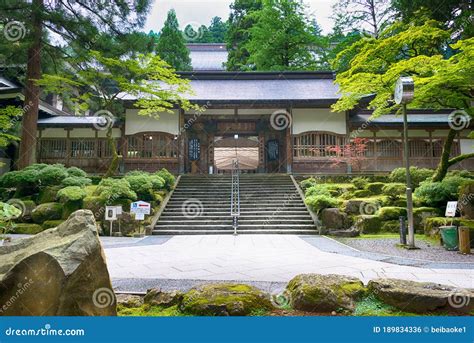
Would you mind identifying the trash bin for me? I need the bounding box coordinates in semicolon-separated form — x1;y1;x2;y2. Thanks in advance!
440;226;458;251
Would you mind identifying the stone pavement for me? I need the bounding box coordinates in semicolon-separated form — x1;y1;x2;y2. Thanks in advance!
103;235;474;290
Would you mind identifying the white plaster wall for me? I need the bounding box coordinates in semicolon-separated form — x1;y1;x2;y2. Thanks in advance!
125;109;179;135
460;139;474;154
292;109;346;135
97;128;121;138
40;128;67;138
69;128;96;138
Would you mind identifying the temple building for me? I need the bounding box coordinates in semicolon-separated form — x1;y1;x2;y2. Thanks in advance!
1;44;473;174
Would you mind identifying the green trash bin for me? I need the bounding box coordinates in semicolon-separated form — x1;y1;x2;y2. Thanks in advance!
440;226;458;251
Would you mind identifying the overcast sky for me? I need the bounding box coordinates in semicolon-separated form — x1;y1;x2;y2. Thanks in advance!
144;0;337;35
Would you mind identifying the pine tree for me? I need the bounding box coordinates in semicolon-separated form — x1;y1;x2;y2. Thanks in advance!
155;9;192;71
245;0;317;71
208;17;228;42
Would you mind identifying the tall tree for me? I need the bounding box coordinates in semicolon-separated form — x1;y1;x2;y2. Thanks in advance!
225;0;263;71
332;0;394;38
0;0;152;169
332;21;474;180
207;16;228;42
392;0;473;39
245;0;317;71
155;9;192;71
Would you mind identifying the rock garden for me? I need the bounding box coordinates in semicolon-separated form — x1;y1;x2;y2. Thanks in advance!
299;167;474;255
0;163;175;238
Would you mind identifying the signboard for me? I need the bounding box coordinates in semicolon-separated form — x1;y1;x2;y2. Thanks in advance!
267;140;279;161
134;213;145;221
445;201;458;217
130;201;151;215
188;138;200;161
105;206;122;221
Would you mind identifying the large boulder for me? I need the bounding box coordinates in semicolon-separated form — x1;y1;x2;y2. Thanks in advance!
179;283;273;316
368;278;474;314
286;274;366;313
144;288;183;308
0;210;116;316
354;215;382;234
320;208;348;230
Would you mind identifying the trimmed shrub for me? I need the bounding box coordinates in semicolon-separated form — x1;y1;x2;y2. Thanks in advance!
66;166;87;178
125;174;154;199
381;220;400;233
415;176;469;207
95;178;137;202
61;176;92;187
382;183;406;201
57;186;87;203
365;182;384;195
355;215;382;234
305;194;338;213
156;168;175;190
150;175;166;191
31;202;62;224
353;189;371;198
389;167;433;188
377;207;407;220
38;164;68;187
305;185;332;198
446;170;474;179
300;177;317;191
352;177;368;190
11;223;44;234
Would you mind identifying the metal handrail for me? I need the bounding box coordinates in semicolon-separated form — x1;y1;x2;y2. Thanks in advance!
230;159;240;235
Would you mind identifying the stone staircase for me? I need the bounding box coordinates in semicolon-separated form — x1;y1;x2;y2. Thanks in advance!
153;174;317;235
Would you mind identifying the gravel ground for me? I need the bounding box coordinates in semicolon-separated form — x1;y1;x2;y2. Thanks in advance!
336;237;474;263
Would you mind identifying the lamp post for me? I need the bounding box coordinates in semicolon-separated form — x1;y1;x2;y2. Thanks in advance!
394;76;416;249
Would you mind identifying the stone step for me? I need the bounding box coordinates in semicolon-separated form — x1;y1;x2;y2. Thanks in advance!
152;229;317;235
157;219;314;225
154;224;316;230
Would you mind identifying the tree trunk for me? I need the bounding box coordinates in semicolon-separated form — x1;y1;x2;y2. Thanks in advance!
432;128;456;182
104;127;120;178
17;0;43;169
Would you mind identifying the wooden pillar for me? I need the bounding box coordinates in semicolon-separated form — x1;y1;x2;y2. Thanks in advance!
428;129;434;168
373;130;377;171
65;128;71;167
285;108;293;173
258;130;265;173
178;109;186;174
37;129;42;162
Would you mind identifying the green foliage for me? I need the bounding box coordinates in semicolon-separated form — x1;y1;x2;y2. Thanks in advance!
66;166;88;178
155;9;192;71
95;178;137;203
0;106;21;149
389;167;433;188
125;174;154;199
244;0;317;71
156;168;175;190
352;177;368;190
415;176;469;206
38;164;69;187
377;207;407;220
0;202;22;235
305;185;332;198
57;186;87;203
305;194;339;212
61;176;93;187
300;178;317;191
83;196;105;220
365;182;385;195
382;183;406;201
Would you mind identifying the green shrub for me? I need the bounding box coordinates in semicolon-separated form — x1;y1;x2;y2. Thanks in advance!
95;178;137;202
0;202;22;234
352;177;368;190
381;220;400;233
413;207;441;233
61;176;92;187
365;182;385;195
150;175;166;191
31;202;63;224
389;167;433;188
66;166;87;178
355;215;382;234
83;196;105;219
353;189;371;198
305;185;332;198
300;177;317;191
125;174;154;199
57;186;87;203
382;183;406;201
305;194;338;212
11;223;44;234
377;207;407;220
156;168;175;190
415;175;469;206
446;170;474;179
38;164;68;186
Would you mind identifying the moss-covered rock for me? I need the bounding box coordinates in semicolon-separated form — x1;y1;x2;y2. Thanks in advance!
62;201;82;219
179;283;273;316
12;223;44;234
144;288;183;308
37;186;61;204
413;207;441;233
320;208;349;230
31;202;63;224
286;274;366;313
377;207;407;220
355;215;382;234
381;220;400;233
365;182;385;195
42;220;65;230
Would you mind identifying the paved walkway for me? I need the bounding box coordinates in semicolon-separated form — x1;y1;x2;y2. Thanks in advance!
104;235;474;290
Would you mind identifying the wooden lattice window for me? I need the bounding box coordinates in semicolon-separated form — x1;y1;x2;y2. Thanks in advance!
293;132;347;158
39;139;67;158
126;132;177;159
